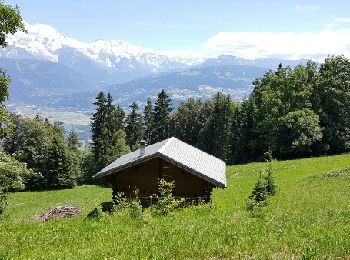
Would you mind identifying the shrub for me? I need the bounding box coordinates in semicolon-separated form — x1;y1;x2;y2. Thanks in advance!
129;197;143;220
100;201;118;214
153;179;184;216
99;191;143;220
113;192;129;211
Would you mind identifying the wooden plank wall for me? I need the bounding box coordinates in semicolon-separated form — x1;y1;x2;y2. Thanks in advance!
110;157;215;201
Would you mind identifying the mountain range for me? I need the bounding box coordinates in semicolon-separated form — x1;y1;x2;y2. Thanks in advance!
0;22;308;112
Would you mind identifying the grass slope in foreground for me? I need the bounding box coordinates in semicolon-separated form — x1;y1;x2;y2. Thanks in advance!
1;154;350;258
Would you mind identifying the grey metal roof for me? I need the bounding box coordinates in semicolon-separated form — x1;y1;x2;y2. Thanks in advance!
93;137;227;188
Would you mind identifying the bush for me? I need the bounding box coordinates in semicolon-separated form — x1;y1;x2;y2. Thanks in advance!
100;201;118;214
153;179;184;216
90;191;143;220
113;192;129;211
129;197;143;220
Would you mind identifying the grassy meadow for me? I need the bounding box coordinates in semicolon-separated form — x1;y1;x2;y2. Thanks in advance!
1;154;350;258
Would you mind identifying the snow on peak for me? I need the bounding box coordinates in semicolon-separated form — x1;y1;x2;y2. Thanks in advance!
5;22;202;68
7;22;86;61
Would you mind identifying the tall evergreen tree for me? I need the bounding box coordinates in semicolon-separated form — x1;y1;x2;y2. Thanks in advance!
143;98;153;144
90;91;129;172
91;91;107;168
170;98;211;147
66;130;82;183
45;136;76;189
151;90;172;144
125;102;143;151
67;130;81;153
198;92;235;162
229;97;261;164
105;129;130;163
112;105;125;132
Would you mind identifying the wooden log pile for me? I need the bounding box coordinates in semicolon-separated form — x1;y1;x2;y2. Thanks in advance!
37;205;81;221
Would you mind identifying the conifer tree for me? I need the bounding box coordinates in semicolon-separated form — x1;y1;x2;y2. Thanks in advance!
125;102;143;151
143;98;153;144
67;130;81;153
91;91;107;167
45;136;75;189
105;129;130;163
91;91;129;172
151;90;172;144
198;92;234;162
112;105;125;132
66;130;82;183
169;98;210;147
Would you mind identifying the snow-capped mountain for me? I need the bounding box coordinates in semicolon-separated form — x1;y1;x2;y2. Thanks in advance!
1;21;310;120
0;22;203;84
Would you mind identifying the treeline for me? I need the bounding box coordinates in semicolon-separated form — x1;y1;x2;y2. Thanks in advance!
172;56;350;163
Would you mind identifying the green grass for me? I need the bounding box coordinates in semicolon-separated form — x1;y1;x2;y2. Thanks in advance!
1;154;350;258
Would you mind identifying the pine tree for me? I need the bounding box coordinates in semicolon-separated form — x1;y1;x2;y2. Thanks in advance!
67;130;81;153
169;98;210;147
66;130;82;183
106;129;130;163
143;98;153;144
125;102;143;151
198;92;234;162
151;90;172;144
112;105;125;132
90;91;129;171
91;91;107;170
45;137;75;189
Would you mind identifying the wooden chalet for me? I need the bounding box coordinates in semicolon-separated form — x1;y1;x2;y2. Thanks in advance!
93;137;227;205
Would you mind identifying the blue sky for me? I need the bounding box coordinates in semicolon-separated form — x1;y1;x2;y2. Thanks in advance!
6;0;350;59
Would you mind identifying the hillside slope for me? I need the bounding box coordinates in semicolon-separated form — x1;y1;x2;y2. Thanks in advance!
1;153;350;258
16;64;267;109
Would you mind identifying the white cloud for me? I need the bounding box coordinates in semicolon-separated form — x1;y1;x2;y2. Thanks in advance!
203;29;350;61
335;17;350;23
325;17;350;31
295;4;321;12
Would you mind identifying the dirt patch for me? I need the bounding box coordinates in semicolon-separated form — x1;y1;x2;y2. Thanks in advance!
35;205;81;222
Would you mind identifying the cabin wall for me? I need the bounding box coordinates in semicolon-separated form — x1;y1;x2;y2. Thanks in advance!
108;157;215;203
110;157;160;198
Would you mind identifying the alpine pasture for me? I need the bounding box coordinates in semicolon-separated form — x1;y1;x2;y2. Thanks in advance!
1;153;350;258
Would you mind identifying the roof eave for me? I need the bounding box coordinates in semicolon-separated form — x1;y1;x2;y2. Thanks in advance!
157;153;226;188
93;152;227;188
92;153;158;179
